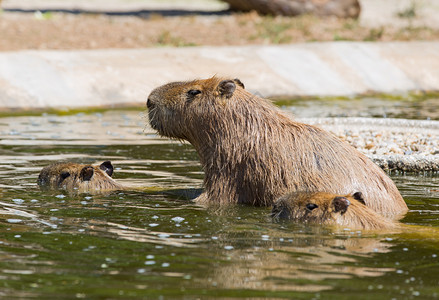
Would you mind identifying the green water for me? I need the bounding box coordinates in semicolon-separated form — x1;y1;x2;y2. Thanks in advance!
1;99;439;299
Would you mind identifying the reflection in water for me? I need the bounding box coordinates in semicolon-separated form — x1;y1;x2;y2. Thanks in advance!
211;227;394;292
0;111;202;190
281;97;439;120
0;201;57;229
0;192;399;295
0;102;439;298
0;111;155;146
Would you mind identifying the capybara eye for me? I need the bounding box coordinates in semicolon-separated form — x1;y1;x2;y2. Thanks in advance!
60;171;70;180
187;90;201;97
306;203;318;211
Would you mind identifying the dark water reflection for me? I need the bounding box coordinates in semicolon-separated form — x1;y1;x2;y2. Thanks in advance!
280;97;439;120
1;100;439;298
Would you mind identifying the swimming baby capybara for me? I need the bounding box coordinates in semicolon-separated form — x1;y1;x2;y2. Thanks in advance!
271;192;398;230
146;77;407;217
38;161;124;194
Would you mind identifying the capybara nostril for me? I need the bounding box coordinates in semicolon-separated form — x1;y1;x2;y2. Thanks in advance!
146;97;154;110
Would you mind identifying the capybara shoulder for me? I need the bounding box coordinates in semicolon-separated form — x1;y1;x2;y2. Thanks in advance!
38;161;124;194
272;192;398;230
147;77;407;217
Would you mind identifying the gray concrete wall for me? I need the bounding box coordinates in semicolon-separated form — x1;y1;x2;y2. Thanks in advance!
0;41;438;110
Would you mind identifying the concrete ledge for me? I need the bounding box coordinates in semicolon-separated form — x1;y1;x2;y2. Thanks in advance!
0;41;439;110
371;155;439;172
1;0;228;12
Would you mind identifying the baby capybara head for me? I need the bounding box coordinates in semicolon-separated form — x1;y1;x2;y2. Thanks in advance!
38;161;122;193
272;192;397;230
147;77;245;142
271;192;362;224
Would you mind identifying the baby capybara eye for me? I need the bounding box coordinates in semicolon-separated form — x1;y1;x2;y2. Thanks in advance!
306;203;318;211
187;90;201;97
60;171;70;180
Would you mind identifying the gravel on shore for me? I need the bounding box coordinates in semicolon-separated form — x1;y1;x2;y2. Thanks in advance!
299;117;439;172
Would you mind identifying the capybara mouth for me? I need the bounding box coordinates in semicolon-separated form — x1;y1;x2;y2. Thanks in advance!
146;98;157;124
147;109;159;131
147;105;165;136
146;97;162;132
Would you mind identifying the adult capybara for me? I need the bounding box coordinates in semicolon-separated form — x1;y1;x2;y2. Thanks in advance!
146;77;407;217
38;161;124;194
271;192;398;230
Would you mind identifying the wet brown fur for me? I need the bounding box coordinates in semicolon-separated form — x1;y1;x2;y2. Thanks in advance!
38;161;124;194
272;192;398;230
147;77;407;217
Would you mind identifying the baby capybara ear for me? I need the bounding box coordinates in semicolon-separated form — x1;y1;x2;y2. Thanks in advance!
80;166;94;181
218;80;236;98
234;78;245;89
332;196;350;214
100;161;114;177
353;192;366;205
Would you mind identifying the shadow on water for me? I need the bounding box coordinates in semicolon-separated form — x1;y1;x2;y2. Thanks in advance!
1;98;439;298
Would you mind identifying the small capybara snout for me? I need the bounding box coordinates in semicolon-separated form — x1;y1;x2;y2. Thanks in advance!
146;97;154;110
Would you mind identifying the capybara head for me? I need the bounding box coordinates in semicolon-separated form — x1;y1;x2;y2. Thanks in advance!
38;161;123;194
272;192;397;230
147;77;245;142
146;77;406;216
272;192;353;223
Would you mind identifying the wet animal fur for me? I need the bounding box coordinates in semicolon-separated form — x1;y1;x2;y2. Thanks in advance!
271;192;398;230
38;161;124;194
147;77;407;217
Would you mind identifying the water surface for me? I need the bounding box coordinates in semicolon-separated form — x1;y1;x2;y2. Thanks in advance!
1;98;439;299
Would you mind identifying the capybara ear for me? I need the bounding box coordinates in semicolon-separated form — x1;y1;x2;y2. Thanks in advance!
333;196;350;214
80;166;94;181
100;161;114;177
353;192;366;205
218;80;236;98
234;78;245;89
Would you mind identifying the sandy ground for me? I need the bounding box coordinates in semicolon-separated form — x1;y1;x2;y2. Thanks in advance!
1;0;439;51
